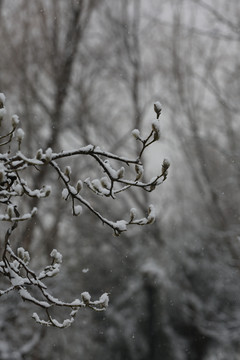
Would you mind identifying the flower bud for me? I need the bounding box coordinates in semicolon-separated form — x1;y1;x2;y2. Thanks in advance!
64;166;71;178
135;164;144;180
130;208;137;222
132;129;140;139
76;180;83;193
152;120;161;141
147;204;156;224
12;115;19;127
44;186;51;197
36;149;43;160
23;251;30;264
7;204;15;218
17;247;25;260
117;167;125;179
100;177;110;189
16;128;25;143
45;148;53;162
99;293;109;308
162;158;170;172
50;249;63;264
154;101;162;119
62;188;69;200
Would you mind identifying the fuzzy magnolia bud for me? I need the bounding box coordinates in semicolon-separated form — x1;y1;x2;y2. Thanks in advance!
62;188;69;200
17;247;25;260
100;177;110;189
162;159;170;180
117;167;125;179
36;149;43;160
45;148;53;162
76;180;83;193
31;207;38;216
50;249;63;264
12;115;20;127
17;247;30;264
130;208;137;222
162;158;170;172
147;204;156;224
151;119;161;141
154;101;162;119
7;204;15;218
99;293;109;308
16;128;25;143
44;186;51;197
132;129;141;139
135;164;144;180
91;179;102;193
23;251;30;264
64;166;71;178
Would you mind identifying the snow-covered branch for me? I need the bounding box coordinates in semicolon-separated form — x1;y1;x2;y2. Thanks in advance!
0;93;169;327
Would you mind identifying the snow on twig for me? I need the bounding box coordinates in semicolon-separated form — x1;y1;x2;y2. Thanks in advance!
0;95;169;327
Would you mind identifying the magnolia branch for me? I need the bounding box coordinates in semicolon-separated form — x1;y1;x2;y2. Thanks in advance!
0;94;169;327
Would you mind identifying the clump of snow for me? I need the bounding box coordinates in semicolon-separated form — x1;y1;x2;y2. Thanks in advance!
14;183;23;195
81;292;91;304
73;205;82;216
82;268;89;273
70;299;81;306
115;220;127;232
103;160;118;179
19;288;50;308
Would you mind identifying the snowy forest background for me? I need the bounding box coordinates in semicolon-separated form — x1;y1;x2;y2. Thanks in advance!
0;0;240;359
